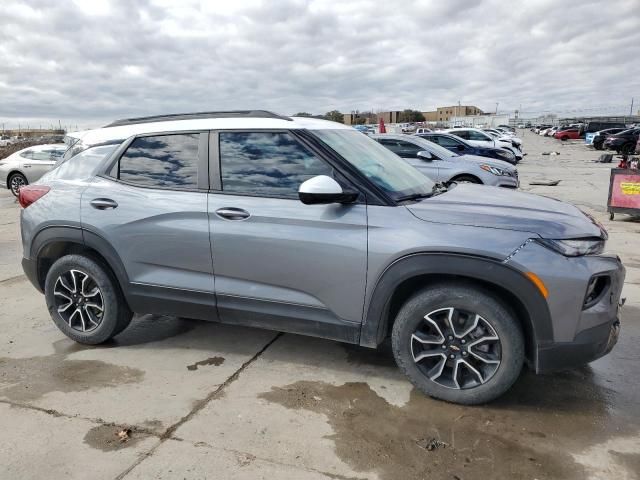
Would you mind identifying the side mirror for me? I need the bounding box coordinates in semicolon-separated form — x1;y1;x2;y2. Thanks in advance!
298;175;358;205
416;150;434;161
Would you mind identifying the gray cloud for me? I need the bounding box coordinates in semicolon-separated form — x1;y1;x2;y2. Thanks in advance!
1;0;639;129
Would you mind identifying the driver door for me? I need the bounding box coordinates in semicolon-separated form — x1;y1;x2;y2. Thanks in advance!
207;130;368;341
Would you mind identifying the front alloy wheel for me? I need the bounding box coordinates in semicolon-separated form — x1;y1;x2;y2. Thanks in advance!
391;284;524;405
411;307;501;389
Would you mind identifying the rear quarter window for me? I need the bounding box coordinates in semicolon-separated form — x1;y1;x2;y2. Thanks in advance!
46;145;118;181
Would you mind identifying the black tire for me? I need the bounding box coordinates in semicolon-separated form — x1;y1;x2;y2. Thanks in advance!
391;283;524;405
560;136;569;141
450;175;482;185
621;143;635;155
594;141;603;151
45;254;132;344
8;172;27;197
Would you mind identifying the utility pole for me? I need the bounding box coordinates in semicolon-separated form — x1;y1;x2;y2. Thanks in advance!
495;103;499;115
631;97;634;116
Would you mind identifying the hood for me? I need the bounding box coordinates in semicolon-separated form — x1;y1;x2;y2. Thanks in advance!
458;154;515;170
406;184;604;239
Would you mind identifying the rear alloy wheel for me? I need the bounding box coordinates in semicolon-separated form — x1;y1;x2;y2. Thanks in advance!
45;254;132;344
8;173;27;197
392;284;524;404
621;143;636;155
53;270;105;333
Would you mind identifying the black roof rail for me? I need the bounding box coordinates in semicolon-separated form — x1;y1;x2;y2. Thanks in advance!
105;110;292;127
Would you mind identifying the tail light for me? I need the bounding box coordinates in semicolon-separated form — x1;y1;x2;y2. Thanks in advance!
18;185;50;208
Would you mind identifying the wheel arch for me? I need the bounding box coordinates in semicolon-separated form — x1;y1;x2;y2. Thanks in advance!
360;253;553;369
31;226;130;294
450;173;482;184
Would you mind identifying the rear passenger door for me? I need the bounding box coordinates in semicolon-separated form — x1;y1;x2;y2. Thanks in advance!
21;149;57;183
207;130;367;341
81;132;216;320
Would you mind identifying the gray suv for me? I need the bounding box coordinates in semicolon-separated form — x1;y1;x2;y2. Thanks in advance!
19;111;625;405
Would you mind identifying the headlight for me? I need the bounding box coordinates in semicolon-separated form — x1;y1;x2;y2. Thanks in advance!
497;151;514;160
535;237;605;256
480;164;508;176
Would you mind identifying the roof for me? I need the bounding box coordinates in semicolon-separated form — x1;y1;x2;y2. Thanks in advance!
68;114;351;147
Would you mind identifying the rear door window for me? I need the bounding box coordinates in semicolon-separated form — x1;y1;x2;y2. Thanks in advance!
113;134;200;189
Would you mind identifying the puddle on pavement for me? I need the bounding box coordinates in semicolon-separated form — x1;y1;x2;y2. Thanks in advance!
187;356;225;371
83;424;150;451
261;381;581;480
0;340;144;402
261;309;640;480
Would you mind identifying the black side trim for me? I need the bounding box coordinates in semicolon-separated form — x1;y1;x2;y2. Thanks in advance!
360;253;554;364
82;229;131;291
128;283;218;321
22;257;40;292
217;294;360;344
30;224;84;260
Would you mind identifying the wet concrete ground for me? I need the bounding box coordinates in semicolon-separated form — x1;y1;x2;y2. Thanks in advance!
0;130;639;479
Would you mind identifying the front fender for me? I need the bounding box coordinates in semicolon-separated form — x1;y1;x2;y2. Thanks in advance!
360;253;553;367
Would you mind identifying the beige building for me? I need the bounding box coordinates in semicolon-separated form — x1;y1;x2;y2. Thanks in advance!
422;105;484;123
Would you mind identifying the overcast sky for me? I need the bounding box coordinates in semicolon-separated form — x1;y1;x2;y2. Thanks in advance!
1;0;639;129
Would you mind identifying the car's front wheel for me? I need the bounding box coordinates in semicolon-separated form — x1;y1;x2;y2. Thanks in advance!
450;175;482;185
391;283;524;405
45;254;133;344
8;172;27;197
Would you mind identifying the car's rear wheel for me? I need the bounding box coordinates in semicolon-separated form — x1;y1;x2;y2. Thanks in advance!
450;175;482;185
594;142;603;150
391;284;524;405
8;173;27;197
45;254;132;344
560;136;569;141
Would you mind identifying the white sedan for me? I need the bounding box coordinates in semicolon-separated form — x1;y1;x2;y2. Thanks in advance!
0;143;67;196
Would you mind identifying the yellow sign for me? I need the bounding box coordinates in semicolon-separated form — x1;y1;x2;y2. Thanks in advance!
621;182;640;195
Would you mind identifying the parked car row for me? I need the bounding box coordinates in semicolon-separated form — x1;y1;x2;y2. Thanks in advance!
16;111;623;406
373;134;518;188
532;121;640;154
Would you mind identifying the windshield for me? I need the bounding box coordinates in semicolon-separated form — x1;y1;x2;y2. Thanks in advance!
312;129;434;200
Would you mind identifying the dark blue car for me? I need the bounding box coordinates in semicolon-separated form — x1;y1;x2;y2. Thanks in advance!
416;132;517;164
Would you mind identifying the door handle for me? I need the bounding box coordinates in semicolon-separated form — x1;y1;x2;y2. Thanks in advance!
90;198;118;210
215;207;250;220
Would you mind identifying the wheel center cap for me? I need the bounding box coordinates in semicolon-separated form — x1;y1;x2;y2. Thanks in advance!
449;344;461;352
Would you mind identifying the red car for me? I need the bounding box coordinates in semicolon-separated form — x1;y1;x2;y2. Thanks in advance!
554;128;581;141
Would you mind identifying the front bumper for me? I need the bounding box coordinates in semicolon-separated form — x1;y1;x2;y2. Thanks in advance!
506;241;626;373
537;308;621;373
